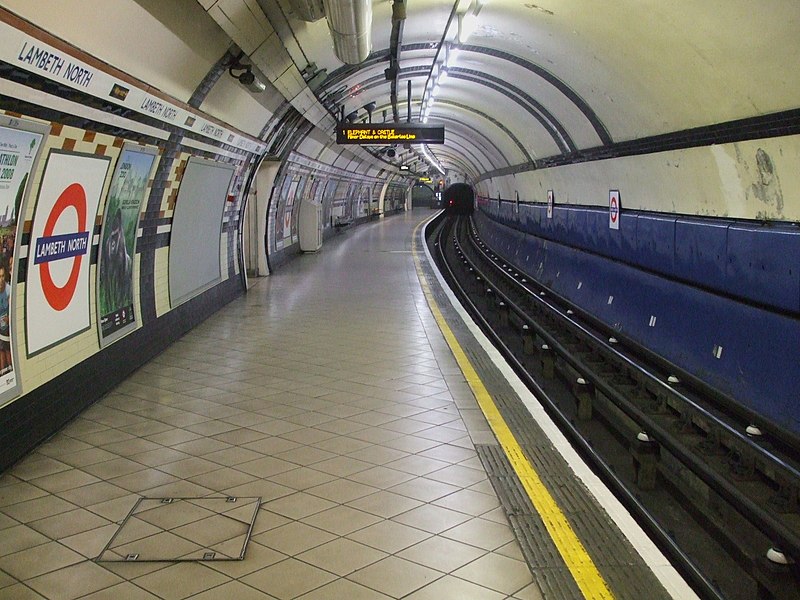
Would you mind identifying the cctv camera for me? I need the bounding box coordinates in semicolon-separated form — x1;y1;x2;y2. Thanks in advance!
238;70;266;93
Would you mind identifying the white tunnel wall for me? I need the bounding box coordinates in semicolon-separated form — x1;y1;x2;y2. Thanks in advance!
487;134;800;221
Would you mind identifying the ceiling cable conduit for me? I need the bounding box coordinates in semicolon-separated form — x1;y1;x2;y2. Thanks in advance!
322;0;373;64
286;0;326;22
387;0;407;123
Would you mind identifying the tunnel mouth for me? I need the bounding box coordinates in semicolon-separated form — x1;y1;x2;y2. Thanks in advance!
443;182;475;214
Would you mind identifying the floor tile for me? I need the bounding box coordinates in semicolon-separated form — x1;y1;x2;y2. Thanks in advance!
261;492;337;520
452;552;534;595
0;541;84;580
189;580;279;600
28;508;111;540
426;463;487;487
347;520;431;554
295;578;392;600
308;456;373;477
0;483;49;508
391;503;472;534
108;469;178;493
203;446;264;467
80;581;162;599
205;541;285;577
297;538;387;576
388;477;461;502
254;522;336;556
211;427;270;446
10;457;72;482
56;481;131;508
432;488;500;516
348;556;441;598
156;457;221;478
243;436;302;455
344;445;408;465
441;518;516;551
0;524;49;557
59;524;119;559
302;505;382;536
399;533;489;575
84;495;140;522
26;561;122;600
0;568;17;589
236;457;298;478
1;495;77;523
133;562;230;600
346;490;423;518
404;575;506;600
0;583;47;599
347;465;417;489
305;478;378;504
0;510;19;530
241;558;336;600
128;447;192;467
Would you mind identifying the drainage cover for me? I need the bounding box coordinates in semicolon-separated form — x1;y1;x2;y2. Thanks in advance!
96;496;261;562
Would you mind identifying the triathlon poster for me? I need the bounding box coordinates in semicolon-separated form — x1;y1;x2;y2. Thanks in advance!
274;174;292;250
97;145;156;347
0;116;47;404
26;151;110;356
284;178;299;239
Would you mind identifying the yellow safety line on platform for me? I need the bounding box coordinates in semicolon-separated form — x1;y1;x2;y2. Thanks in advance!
412;221;614;600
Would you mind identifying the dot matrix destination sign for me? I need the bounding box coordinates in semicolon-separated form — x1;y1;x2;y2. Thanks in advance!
336;124;445;145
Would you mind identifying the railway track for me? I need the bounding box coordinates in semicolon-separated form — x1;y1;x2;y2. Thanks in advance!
428;214;800;600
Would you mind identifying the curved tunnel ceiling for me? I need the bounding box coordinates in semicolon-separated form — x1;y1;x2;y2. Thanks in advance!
3;0;797;186
259;0;799;182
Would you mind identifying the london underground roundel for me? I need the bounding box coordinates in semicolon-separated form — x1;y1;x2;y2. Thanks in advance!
26;151;110;356
35;182;88;311
609;190;620;230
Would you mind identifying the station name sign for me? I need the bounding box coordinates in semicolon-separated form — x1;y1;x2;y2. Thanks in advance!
337;124;445;145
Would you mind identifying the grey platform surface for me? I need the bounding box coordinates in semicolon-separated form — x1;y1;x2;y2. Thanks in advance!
0;209;680;599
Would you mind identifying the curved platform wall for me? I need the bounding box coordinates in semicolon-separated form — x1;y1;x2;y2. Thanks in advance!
0;8;267;472
0;4;410;471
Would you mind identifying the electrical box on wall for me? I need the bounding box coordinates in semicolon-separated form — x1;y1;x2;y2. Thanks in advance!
299;198;323;252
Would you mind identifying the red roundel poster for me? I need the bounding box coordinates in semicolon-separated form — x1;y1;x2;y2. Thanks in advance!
26;151;110;355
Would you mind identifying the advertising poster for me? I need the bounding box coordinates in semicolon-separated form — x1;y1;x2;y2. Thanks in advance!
97;145;157;346
274;174;292;250
284;178;300;239
0;117;47;405
291;178;309;243
26;151;111;356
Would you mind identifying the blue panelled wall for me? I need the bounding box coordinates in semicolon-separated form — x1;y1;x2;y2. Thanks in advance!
475;199;800;438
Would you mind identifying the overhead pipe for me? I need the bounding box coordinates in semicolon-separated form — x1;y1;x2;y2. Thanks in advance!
322;0;373;64
386;0;406;122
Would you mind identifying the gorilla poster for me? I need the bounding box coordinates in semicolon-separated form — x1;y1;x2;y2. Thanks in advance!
97;145;157;346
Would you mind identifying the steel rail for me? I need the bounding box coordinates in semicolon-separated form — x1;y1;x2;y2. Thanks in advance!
456;221;800;560
430;214;725;600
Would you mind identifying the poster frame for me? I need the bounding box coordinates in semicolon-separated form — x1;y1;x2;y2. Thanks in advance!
0;115;49;407
24;149;111;357
96;143;158;348
609;189;621;230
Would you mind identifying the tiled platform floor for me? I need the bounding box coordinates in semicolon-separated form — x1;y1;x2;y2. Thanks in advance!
0;210;541;599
